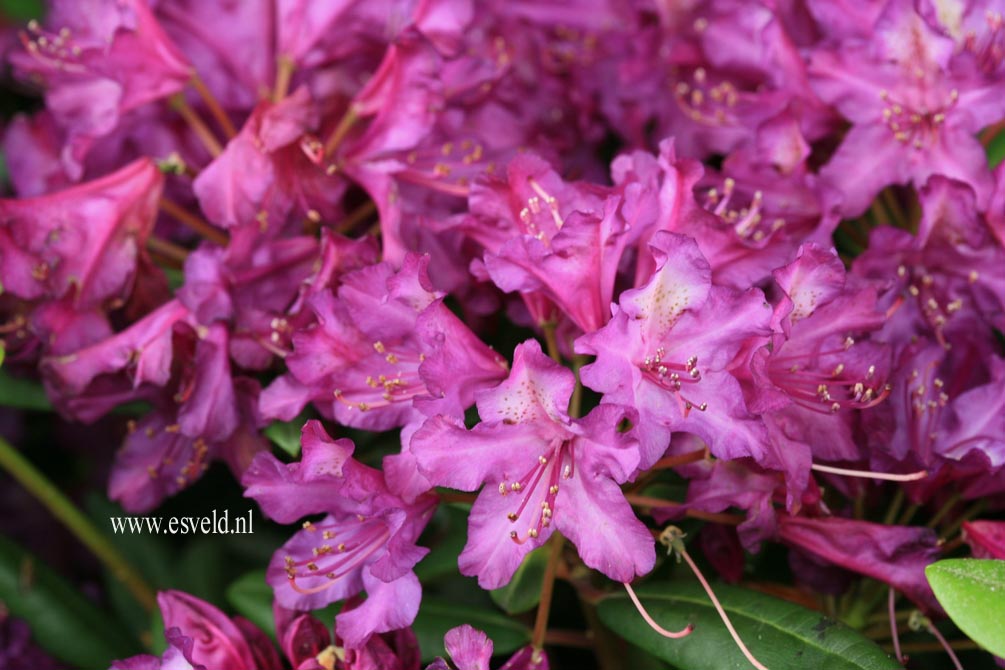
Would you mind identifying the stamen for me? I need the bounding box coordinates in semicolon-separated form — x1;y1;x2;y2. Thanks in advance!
810;463;927;482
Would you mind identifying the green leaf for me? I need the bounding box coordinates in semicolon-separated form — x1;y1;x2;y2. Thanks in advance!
490;545;548;614
414;597;530;662
264;419;305;457
0;535;137;666
598;581;901;670
926;558;1005;657
226;570;276;641
0;0;44;21
0;369;53;411
987;130;1005;169
414;503;469;582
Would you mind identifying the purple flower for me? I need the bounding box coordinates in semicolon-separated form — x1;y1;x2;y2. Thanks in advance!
412;339;653;588
778;515;941;611
10;0;191;176
192;86;330;232
465;152;629;334
260;254;507;433
808;0;1005;215
576;231;772;470
243;421;435;648
425;625;547;670
747;243;892;501
0;158;163;310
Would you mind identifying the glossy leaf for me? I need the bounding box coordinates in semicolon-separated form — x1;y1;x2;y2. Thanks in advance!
414;596;530;662
598;581;901;670
926;558;1005;657
0;535;137;666
490;545;548;614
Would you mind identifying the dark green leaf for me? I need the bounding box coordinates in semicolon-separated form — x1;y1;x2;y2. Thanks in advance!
414;597;530;662
598;581;900;670
415;504;469;582
987;130;1005;169
0;369;53;411
490;545;548;614
0;535;137;666
226;570;276;642
0;0;44;21
926;558;1005;657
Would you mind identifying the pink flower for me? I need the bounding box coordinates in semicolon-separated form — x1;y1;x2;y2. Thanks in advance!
243;421;436;648
412;339;654;588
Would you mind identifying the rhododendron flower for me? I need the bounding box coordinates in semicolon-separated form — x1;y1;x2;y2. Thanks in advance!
809;0;1005;215
110;590;281;670
577;231;772;470
243;421;435;648
0;158;162;309
412;339;654;588
426;625;547;670
10;0;192;176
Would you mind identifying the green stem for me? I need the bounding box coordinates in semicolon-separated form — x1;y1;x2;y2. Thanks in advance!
542;321;561;363
0;436;156;612
927;492;960;530
882;487;905;526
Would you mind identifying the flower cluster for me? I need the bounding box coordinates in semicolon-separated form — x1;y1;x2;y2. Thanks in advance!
1;0;1003;667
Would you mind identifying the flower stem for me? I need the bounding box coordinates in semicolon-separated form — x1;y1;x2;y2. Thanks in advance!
625;494;744;525
146;236;189;267
168;93;224;157
542;321;561;363
273;54;295;103
889;588;904;664
159;198;230;246
335;200;378;234
651;448;709;470
189;73;237;139
0;436;156;612
531;533;565;651
324;106;360;157
927;492;960;529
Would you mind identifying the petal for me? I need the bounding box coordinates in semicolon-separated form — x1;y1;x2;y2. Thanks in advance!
458;487;550;589
336;570;422;650
475;339;574;426
443;625;493;670
555;475;655;583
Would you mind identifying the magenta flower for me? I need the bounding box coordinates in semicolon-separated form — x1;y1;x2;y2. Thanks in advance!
778;515;941;611
260;254;507;431
10;0;191;176
426;625;547;670
747;243;893;501
963;520;1005;560
412;339;653;588
809;0;1005;215
243;420;435;648
111;590;281;670
576;231;772;469
0;158;163;310
276;600;421;670
464;152;629;334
